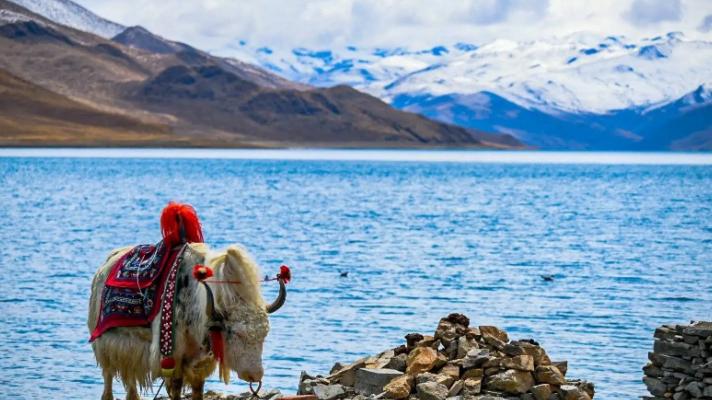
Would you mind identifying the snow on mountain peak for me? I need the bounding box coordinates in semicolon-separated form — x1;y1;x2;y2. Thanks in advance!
8;0;124;38
233;32;712;114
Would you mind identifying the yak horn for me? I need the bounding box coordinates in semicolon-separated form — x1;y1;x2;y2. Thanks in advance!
266;277;287;314
202;281;218;318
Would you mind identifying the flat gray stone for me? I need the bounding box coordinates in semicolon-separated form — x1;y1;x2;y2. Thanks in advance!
314;384;347;400
354;368;403;396
416;382;449;400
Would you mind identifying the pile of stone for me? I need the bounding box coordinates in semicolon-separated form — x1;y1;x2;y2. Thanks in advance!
643;321;712;400
298;313;595;400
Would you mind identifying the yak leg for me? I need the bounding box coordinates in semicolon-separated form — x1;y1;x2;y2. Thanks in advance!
125;382;140;400
170;376;184;400
191;379;205;400
101;369;114;400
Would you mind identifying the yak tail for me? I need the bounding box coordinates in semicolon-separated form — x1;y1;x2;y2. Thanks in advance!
160;202;204;247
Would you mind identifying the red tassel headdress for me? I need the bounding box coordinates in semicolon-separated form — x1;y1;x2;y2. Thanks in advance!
160;202;204;247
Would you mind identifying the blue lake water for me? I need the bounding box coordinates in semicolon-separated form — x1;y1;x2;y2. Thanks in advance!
1;149;711;400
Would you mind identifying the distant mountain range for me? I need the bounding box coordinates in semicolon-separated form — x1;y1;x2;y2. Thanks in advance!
0;0;516;149
233;33;712;150
2;0;710;150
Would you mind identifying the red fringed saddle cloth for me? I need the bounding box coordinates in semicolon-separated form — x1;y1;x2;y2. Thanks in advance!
90;241;182;341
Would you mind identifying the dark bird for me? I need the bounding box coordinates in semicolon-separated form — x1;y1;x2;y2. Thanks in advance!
541;275;555;282
340;271;349;278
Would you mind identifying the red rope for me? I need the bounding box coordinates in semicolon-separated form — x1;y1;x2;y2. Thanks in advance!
206;277;280;285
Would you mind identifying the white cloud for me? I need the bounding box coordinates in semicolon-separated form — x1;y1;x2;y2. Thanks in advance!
700;14;712;32
76;0;712;56
625;0;682;25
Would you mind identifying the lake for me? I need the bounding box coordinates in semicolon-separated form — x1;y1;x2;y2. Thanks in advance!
1;149;711;400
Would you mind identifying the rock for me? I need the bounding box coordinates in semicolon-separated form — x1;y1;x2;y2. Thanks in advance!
383;374;414;400
462;349;491;369
457;336;479;359
479;326;509;343
535;365;565;385
530;384;553;400
436;319;464;346
385;353;408;372
417;373;439;385
440;363;461;380
354;368;404;396
552;361;568;376
445;313;471;328
643;376;668;397
407;347;439;375
435;374;455;388
313;384;347;400
447;380;464;397
684;381;702;397
462;378;482;395
683;322;712;337
502;344;525;357
462;369;483;380
501;355;534;372
559;384;591;400
406;333;425;348
484;369;535;394
415;373;453;388
512;342;551;367
299;378;316;395
703;385;712;397
331;358;367;386
575;381;595;398
331;362;346;374
418;335;438;348
416;382;449;400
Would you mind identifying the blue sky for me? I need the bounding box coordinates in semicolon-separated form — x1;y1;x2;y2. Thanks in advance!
77;0;712;54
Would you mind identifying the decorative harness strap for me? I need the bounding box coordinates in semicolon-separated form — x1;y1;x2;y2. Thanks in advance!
158;244;187;377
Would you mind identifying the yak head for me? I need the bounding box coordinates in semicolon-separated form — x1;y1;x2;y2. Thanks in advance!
206;246;286;383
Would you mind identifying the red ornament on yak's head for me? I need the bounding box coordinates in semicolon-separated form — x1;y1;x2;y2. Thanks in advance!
192;264;214;281
160;202;204;247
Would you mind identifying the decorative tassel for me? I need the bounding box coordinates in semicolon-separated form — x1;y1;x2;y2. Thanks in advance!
209;329;227;382
209;330;224;364
192;264;213;281
160;202;204;247
160;356;176;377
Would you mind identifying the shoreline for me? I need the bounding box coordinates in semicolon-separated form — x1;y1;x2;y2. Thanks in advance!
1;148;711;165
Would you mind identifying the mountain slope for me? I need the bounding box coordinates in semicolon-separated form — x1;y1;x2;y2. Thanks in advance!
0;67;177;146
0;0;519;148
392;87;712;150
8;0;123;38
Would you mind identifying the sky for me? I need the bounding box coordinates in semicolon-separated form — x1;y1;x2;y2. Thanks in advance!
77;0;712;55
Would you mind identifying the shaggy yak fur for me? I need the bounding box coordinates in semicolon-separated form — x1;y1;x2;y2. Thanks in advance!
88;243;270;400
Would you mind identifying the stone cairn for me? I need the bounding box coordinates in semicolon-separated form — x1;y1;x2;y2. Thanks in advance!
298;313;595;400
643;321;712;400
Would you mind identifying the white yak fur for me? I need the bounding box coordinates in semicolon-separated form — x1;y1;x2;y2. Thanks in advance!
87;243;269;398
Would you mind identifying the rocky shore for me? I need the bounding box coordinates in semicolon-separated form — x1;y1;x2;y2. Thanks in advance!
297;313;595;400
643;321;712;400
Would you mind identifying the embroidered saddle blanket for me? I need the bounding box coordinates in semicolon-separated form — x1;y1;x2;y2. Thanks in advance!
90;241;182;341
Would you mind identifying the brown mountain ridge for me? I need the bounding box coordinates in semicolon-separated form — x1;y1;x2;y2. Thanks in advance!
0;0;522;148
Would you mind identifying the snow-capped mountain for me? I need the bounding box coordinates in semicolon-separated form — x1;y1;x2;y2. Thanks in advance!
8;0;124;38
232;32;712;149
232;32;712;114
